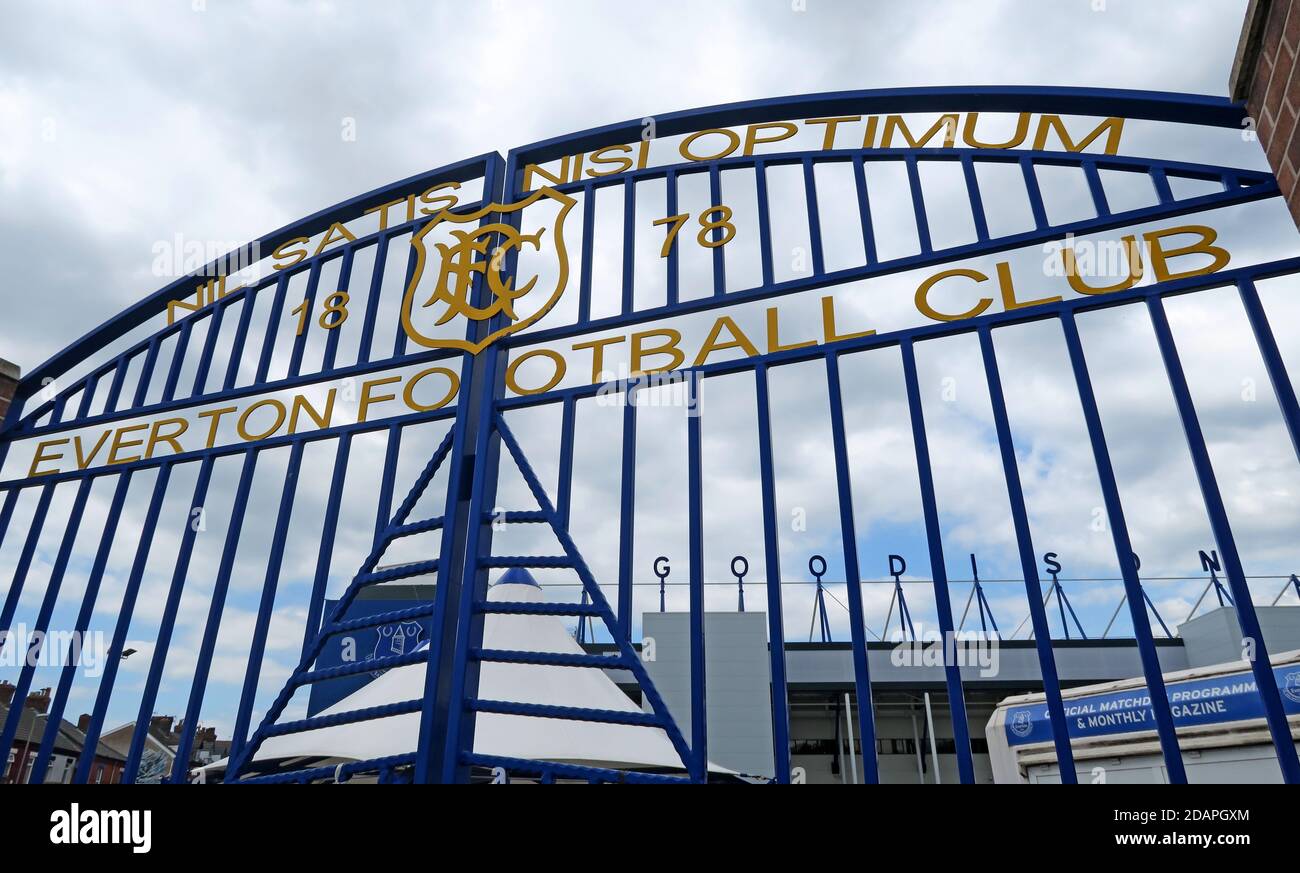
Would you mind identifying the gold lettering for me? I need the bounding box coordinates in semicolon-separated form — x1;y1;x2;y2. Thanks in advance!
820;296;875;343
680;128;740;162
145;417;189;459
806;116;862;150
587;144;634;178
237;399;287;442
289;391;337;433
743;122;798;156
693;317;759;367
419;182;461;216
197;406;238;449
766;307;816;353
73;431;111;470
358;375;402;423
881;114;959;149
314;222;357;256
108;425;148;466
997;261;1060;312
916;268;994;322
631;329;685;376
402;367;458;412
1032;115;1124;155
272;237;310;270
572;335;627;382
28;438;69;477
364;198;406;230
506;349;566;396
1143;224;1231;282
962;112;1031;149
1063;235;1144;295
523;160;567;192
166;287;205;325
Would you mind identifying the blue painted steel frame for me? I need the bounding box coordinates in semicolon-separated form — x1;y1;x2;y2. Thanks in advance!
4;87;1300;784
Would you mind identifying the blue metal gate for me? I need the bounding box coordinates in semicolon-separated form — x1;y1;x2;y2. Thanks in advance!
1;87;1298;784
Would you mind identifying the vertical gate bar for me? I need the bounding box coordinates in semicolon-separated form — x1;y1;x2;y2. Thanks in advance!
1146;295;1300;782
228;441;306;761
392;225;426;360
579;184;596;325
131;337;161;408
622;177;636;315
557;396;576;530
161;318;194;403
803;157;826;276
977;324;1077;782
74;464;173;783
686;374;707;782
122;456;215;783
0;489;20;574
435;354;503;783
0;484;55;648
76;373;98;420
31;472;134;783
288;259;324;378
666;170;681;306
168;451;260;783
1060;311;1187;783
254;273;290;384
357;235;391;366
299;433;352;659
824;352;881;783
103;352;131;414
223;288;258;391
191;306;225;397
1150;166;1175;205
709;165;727;296
420;153;507;783
413;347;479;784
755;364;791;783
617;383;638;641
1237;277;1300;465
906;155;933;256
0;477;94;776
322;246;356;373
373;424;402;549
755;160;775;288
898;339;976;783
961;155;991;243
1083;160;1111;218
1021;157;1049;231
852;156;879;265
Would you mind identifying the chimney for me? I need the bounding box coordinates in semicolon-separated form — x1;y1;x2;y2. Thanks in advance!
0;681;15;706
0;359;18;422
150;715;175;735
1231;0;1300;226
25;687;51;714
78;713;93;732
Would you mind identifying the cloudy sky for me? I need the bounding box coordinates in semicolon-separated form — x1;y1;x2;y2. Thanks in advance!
5;0;1300;771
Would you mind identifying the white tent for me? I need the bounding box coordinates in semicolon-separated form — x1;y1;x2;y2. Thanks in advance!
226;576;691;777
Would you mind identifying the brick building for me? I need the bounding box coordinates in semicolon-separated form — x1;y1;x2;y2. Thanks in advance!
0;685;127;784
1232;0;1300;224
0;358;17;421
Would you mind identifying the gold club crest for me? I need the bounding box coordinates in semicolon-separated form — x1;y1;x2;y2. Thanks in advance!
401;186;577;354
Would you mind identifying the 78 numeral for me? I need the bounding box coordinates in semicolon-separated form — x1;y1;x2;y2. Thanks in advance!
653;205;737;258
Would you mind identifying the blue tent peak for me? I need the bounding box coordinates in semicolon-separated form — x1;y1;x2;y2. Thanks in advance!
494;567;541;588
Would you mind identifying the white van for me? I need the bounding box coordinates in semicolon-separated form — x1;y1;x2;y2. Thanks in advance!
986;649;1300;783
